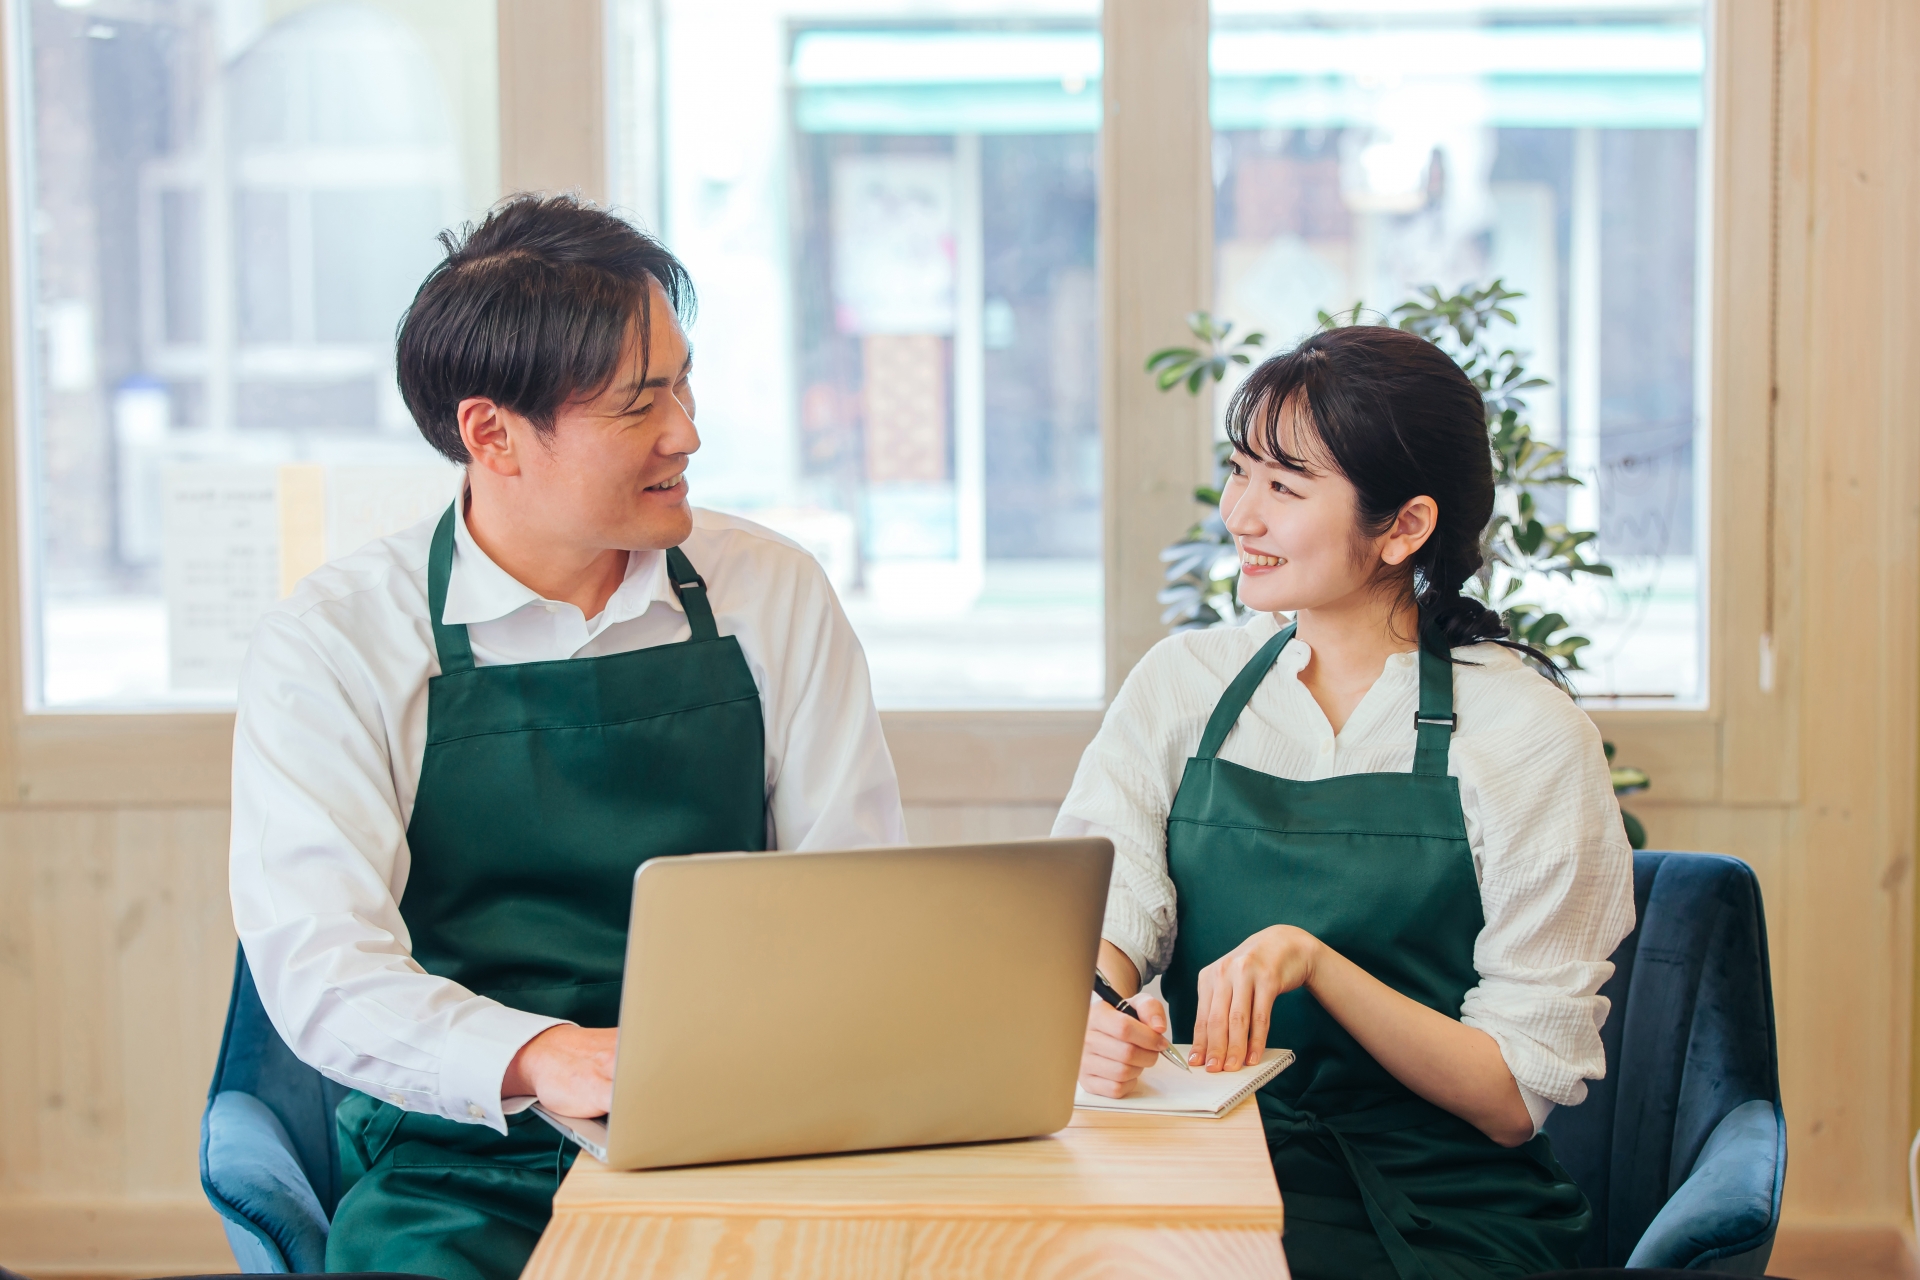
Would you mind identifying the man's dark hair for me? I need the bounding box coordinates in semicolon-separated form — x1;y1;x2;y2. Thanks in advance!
396;194;695;464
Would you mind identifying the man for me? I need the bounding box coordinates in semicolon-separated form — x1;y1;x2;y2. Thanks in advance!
229;195;906;1279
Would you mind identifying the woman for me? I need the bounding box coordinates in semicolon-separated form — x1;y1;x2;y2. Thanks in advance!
1058;325;1635;1279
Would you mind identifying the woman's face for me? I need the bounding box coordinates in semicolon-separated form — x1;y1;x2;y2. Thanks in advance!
1220;396;1432;617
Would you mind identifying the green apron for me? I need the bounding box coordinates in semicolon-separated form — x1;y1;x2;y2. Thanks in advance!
326;505;767;1280
1162;619;1591;1280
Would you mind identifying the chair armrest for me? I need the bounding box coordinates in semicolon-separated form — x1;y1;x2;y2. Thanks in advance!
201;1089;332;1273
1624;1098;1785;1275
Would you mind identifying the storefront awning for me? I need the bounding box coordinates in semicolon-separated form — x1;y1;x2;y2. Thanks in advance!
790;26;1704;134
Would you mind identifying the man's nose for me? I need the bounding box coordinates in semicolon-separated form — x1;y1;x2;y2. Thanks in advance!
661;397;700;454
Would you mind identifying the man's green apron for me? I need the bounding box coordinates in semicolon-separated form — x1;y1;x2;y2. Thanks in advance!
1162;620;1591;1280
326;505;767;1280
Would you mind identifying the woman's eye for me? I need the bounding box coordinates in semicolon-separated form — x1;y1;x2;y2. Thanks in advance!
1271;480;1295;497
1227;460;1246;477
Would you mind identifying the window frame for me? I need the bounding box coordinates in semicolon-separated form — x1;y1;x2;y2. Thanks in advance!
0;0;1783;816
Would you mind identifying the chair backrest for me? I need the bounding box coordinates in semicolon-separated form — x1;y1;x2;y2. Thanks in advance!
1542;850;1782;1267
202;945;351;1217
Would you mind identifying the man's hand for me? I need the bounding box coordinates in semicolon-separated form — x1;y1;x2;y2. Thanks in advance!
1191;924;1320;1072
501;1024;617;1118
1077;991;1172;1099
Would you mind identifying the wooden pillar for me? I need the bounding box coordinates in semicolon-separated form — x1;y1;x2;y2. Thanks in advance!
1099;0;1213;698
498;0;608;201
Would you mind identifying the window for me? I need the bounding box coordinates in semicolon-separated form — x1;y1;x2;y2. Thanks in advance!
13;0;493;707
1209;1;1708;702
612;2;1104;708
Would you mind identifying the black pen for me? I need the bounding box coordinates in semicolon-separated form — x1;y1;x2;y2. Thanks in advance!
1093;970;1190;1072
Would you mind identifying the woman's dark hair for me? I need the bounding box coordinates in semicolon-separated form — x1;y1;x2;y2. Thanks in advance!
1224;324;1564;681
396;194;695;464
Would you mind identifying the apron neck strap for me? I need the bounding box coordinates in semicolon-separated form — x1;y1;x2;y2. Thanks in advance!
1412;616;1457;777
428;505;722;668
1192;613;1458;774
427;503;476;675
665;547;719;642
1195;620;1298;760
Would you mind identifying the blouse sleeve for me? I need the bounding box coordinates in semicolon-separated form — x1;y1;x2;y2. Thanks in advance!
1453;669;1638;1109
1051;638;1210;985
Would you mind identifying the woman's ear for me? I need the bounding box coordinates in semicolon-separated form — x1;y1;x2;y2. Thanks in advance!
1379;496;1438;566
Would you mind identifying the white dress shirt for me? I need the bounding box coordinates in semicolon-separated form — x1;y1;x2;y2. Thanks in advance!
1053;611;1636;1130
230;501;907;1132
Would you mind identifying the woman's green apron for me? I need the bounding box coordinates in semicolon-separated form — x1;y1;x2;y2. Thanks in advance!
326;505;767;1280
1161;621;1591;1280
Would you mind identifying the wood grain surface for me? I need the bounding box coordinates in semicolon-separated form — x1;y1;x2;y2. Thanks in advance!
523;1100;1287;1280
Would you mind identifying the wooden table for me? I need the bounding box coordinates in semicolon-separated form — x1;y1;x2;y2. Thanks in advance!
522;1099;1289;1279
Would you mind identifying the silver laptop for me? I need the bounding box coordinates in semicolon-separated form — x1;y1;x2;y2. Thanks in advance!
533;837;1113;1170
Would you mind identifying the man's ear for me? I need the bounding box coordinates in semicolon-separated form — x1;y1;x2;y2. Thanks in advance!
458;397;522;477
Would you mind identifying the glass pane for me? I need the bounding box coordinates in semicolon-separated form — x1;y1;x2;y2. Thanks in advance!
1210;1;1707;703
14;1;498;708
612;2;1104;708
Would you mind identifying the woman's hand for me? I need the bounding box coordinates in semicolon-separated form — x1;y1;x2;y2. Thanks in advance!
1192;924;1320;1072
501;1024;617;1118
1078;991;1172;1099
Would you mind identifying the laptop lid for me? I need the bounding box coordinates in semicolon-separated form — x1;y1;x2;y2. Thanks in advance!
585;837;1111;1170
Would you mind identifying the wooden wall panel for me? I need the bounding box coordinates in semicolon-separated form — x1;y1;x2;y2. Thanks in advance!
1779;0;1920;1220
0;1199;231;1277
0;809;233;1205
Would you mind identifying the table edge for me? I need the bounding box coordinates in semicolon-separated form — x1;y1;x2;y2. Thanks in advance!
547;1199;1286;1226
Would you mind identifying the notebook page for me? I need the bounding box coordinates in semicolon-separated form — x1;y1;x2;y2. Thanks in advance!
1074;1047;1295;1117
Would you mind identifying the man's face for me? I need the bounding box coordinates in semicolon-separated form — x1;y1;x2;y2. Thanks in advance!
494;281;700;553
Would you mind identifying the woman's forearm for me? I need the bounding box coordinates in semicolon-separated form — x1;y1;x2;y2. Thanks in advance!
1097;940;1142;998
1306;942;1535;1148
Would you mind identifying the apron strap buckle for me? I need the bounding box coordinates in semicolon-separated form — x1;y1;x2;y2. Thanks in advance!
665;547;721;642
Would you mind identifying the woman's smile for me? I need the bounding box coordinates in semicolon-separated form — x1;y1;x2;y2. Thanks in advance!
1240;548;1286;573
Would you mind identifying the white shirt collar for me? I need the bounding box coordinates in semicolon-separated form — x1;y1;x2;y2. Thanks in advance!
440;493;682;629
1256;611;1418;677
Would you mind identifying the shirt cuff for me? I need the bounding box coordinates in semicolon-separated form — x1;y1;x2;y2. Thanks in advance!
1518;1083;1555;1134
439;1000;569;1133
1459;1011;1593;1110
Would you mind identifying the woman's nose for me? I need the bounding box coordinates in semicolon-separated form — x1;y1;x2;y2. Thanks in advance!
1222;491;1263;537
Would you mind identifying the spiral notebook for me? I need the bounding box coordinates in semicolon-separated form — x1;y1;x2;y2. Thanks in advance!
1073;1047;1294;1117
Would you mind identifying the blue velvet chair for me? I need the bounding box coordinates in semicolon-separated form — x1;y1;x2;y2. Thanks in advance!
200;945;350;1272
1540;850;1786;1273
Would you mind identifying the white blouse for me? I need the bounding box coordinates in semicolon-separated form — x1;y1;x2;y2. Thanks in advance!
230;501;906;1133
1052;611;1636;1127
